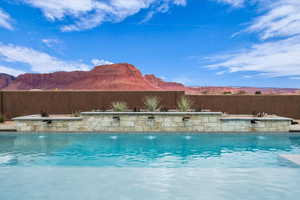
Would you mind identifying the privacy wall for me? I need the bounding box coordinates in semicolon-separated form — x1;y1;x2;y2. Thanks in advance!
0;91;300;119
0;91;184;119
187;95;300;119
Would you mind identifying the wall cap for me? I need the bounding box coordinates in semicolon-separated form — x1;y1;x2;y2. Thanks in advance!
221;117;292;121
12;115;82;121
80;111;224;115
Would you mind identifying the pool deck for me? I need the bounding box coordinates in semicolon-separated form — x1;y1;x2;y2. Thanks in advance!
279;154;300;166
0;121;16;132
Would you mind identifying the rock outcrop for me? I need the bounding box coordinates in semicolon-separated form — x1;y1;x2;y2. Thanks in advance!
0;73;15;89
2;63;299;94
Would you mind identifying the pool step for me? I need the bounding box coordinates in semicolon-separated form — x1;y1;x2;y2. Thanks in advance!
279;154;300;166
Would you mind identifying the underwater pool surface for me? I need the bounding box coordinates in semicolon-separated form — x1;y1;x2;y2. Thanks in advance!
0;133;300;200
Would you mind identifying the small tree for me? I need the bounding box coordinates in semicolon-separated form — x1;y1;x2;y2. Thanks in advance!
112;101;128;112
144;96;160;112
177;96;193;112
255;91;262;95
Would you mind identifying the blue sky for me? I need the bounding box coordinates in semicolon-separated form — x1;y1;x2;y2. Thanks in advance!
0;0;299;88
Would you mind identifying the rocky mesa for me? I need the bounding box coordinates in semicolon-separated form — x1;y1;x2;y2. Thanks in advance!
0;63;299;94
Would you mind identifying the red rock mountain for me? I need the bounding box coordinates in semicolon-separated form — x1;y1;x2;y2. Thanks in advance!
1;63;299;94
0;73;15;89
4;63;157;91
144;74;186;91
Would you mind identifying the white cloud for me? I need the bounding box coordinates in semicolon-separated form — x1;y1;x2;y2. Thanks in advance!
247;0;300;40
215;0;245;7
216;70;226;75
205;0;300;78
206;36;300;77
0;65;25;76
0;8;13;30
22;0;187;31
0;44;91;73
91;59;113;66
41;38;60;48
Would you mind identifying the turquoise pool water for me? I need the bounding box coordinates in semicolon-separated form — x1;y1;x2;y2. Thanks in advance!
0;133;300;199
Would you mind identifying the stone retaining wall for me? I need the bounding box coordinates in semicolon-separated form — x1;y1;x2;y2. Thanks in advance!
13;112;292;132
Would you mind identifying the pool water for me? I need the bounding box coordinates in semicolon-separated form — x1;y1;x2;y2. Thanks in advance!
0;133;300;200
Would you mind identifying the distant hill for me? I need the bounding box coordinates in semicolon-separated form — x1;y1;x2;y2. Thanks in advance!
1;63;299;94
0;73;15;89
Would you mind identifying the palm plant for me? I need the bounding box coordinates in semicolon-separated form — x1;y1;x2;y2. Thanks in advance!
177;96;193;112
144;96;160;112
112;101;128;112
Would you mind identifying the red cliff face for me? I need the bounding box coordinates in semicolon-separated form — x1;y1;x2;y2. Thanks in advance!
0;73;15;89
4;63;157;91
144;74;186;91
2;63;299;94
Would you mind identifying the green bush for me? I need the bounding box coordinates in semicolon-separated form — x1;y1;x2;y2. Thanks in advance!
112;101;128;112
144;96;160;112
177;96;193;112
72;111;81;117
0;114;4;123
223;91;232;95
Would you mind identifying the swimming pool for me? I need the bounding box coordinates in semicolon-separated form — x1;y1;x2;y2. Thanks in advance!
0;133;300;199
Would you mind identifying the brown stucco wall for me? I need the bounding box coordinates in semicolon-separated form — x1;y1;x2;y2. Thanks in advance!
187;95;300;119
2;91;183;119
1;91;300;119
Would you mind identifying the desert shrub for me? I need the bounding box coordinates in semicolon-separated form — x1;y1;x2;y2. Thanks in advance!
255;91;262;95
201;90;209;95
72;111;81;117
0;114;4;123
223;91;232;95
177;96;193;112
112;101;128;112
40;110;49;117
144;96;160;112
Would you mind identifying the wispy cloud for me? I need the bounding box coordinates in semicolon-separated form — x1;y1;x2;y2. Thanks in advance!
0;65;25;76
22;0;186;31
206;36;300;77
247;0;300;40
0;8;14;30
0;43;91;73
41;38;60;48
205;0;300;78
91;59;113;66
215;0;245;7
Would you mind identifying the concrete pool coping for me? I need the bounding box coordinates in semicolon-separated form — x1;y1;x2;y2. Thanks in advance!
220;117;292;121
12;115;83;121
81;111;224;115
